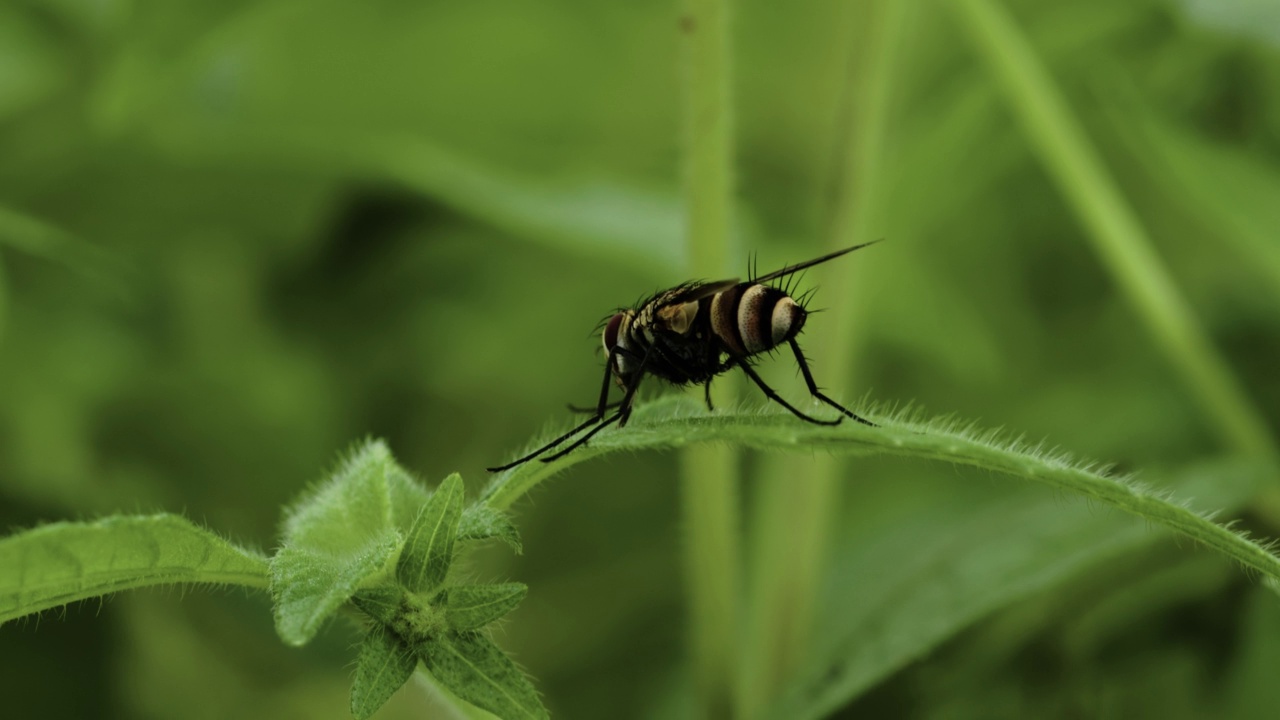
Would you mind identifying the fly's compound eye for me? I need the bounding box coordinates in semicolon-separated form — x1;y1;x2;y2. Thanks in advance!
603;313;624;354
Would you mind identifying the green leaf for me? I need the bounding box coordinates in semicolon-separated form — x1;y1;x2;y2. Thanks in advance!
351;625;418;720
767;458;1266;719
271;440;403;646
397;473;464;594
352;587;405;626
387;466;432;533
420;632;548;720
443;584;528;632
484;396;1280;585
0;514;268;626
458;505;522;554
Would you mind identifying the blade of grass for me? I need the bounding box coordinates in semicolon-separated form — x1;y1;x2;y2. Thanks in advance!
681;0;741;716
0;204;129;299
741;1;909;714
0;250;7;344
947;0;1278;469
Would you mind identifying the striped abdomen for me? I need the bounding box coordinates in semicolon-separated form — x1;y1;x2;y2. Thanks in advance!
710;283;806;357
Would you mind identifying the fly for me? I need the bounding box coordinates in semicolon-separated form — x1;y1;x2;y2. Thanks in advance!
488;242;879;471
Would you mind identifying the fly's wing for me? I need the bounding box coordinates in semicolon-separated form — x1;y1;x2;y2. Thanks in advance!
753;240;882;284
665;278;740;305
648;279;740;336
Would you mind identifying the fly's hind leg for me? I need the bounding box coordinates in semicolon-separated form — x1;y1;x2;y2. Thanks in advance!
788;338;875;427
737;360;840;426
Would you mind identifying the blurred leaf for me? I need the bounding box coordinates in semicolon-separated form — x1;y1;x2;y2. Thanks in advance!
0;205;127;294
1221;588;1280;718
420;632;549;720
351;625;418;720
355;136;684;274
396;473;464;594
152;127;686;277
0;514;268;625
769;458;1265;719
0;8;67;121
270;440;403;646
443;584;528;632
889;81;1018;240
1058;551;1234;662
949;0;1278;461
1103;97;1280;301
1175;0;1280;46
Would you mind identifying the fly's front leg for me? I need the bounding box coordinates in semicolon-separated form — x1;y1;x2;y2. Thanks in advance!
487;347;625;472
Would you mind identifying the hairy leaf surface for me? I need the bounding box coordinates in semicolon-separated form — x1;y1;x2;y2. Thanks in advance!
351;625;418;720
0;514;267;625
421;632;549;720
397;473;464;594
271;440;404;646
485;397;1280;583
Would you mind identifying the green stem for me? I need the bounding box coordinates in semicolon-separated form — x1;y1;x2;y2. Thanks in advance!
680;443;741;719
0;249;8;345
741;1;907;713
681;0;741;716
948;0;1278;466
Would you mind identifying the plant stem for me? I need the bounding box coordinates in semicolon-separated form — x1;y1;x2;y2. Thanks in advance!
740;2;906;714
949;0;1279;469
681;0;741;716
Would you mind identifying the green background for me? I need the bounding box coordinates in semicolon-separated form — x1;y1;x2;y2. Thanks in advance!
3;0;1280;717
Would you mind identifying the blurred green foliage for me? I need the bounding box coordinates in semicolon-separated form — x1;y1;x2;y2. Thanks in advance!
2;0;1280;718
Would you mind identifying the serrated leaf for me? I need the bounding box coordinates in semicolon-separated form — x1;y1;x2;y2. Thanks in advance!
271;439;403;646
397;473;464;593
0;514;268;626
420;632;548;720
458;505;522;554
443;584;527;632
352;587;405;626
273;538;401;648
351;625;418;720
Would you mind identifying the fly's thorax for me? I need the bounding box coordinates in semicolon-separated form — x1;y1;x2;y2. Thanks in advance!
657;300;699;335
711;283;806;356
